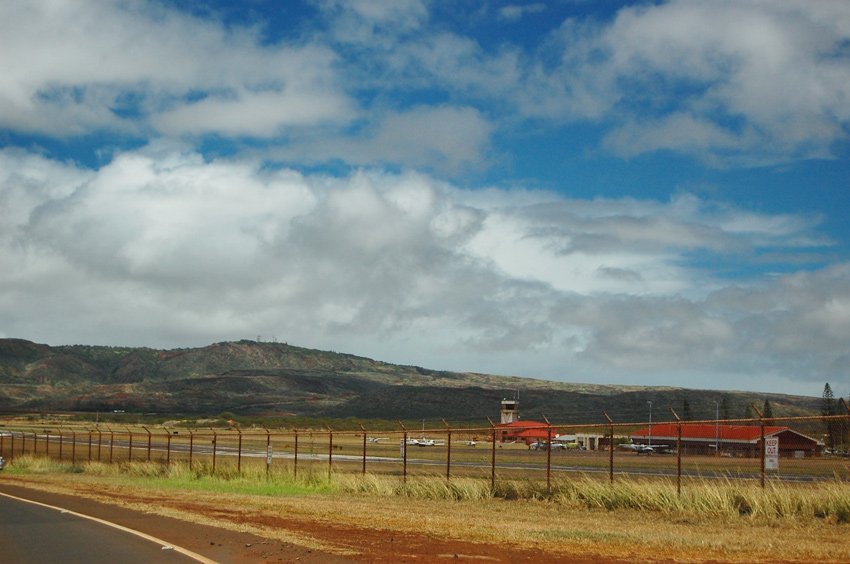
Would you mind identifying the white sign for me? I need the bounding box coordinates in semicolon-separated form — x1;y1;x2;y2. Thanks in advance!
765;437;779;470
266;445;273;465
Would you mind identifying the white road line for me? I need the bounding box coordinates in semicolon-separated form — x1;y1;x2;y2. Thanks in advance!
0;491;217;564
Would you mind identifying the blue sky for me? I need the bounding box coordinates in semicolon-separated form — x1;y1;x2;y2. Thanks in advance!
1;1;849;398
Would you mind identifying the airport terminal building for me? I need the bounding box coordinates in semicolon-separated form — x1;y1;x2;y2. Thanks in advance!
631;423;823;457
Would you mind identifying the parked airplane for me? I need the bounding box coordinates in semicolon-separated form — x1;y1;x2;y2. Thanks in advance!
407;438;444;447
618;442;673;455
530;441;567;451
367;436;388;443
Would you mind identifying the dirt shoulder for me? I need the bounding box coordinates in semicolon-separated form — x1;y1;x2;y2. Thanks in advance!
0;476;623;563
0;481;347;564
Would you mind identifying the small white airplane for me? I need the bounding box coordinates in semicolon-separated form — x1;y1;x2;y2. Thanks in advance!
618;442;673;455
530;441;567;451
367;436;388;443
407;438;444;447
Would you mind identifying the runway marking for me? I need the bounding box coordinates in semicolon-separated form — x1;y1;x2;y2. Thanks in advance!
0;491;217;564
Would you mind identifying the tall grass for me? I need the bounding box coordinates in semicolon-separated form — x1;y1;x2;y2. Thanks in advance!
6;455;850;524
549;476;850;523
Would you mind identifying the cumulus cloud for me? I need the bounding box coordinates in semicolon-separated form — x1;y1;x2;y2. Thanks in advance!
0;1;353;137
4;1;847;169
0;146;840;393
1;2;848;397
265;105;494;174
530;0;850;163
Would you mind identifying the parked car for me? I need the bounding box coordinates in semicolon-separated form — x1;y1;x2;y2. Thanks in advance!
0;456;5;470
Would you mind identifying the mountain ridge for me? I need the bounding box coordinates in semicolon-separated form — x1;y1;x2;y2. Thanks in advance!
0;338;820;423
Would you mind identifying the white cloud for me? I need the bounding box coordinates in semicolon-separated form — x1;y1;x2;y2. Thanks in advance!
0;146;841;393
533;0;850;162
498;4;546;22
264;105;494;174
318;0;429;46
154;86;354;137
4;1;846;168
0;1;354;137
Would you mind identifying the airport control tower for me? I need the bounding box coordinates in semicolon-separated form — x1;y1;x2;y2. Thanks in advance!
500;398;518;424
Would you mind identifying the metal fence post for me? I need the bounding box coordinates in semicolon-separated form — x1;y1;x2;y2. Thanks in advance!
127;427;133;462
58;430;63;461
359;424;367;476
293;428;299;480
144;426;152;462
71;430;76;464
670;408;682;496
237;427;243;475
543;415;553;493
188;429;194;471
265;428;271;479
108;428;114;464
87;430;93;461
751;403;765;489
603;411;614;484
97;429;103;461
210;428;217;474
487;417;496;493
399;421;407;484
165;427;171;466
264;427;274;480
442;419;451;481
327;426;334;480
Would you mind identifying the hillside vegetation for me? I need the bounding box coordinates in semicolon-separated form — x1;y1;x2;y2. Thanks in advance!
0;338;819;423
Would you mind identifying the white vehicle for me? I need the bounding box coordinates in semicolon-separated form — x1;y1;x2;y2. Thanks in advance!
0;456;5;470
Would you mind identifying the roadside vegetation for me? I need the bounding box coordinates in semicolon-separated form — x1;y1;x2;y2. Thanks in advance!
6;455;850;525
5;454;850;562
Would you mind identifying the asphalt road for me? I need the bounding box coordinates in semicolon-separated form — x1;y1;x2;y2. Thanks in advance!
0;493;202;564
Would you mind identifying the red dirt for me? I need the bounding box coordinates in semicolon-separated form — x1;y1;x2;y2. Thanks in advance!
0;480;628;563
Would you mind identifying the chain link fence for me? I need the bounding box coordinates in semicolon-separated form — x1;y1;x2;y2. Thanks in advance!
2;412;849;492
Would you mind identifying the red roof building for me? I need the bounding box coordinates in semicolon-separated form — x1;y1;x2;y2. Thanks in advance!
495;420;550;444
631;423;823;457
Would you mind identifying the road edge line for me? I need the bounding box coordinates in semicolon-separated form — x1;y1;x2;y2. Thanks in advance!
0;490;217;564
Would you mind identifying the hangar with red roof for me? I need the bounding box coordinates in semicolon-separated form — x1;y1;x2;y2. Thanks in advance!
631;423;823;457
495;420;550;444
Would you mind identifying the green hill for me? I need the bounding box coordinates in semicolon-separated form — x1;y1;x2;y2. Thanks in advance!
0;338;820;423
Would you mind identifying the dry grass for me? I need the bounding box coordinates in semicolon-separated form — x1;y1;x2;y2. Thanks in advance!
4;456;850;562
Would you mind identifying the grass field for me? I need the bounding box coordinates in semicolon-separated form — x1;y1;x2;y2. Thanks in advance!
3;454;850;562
